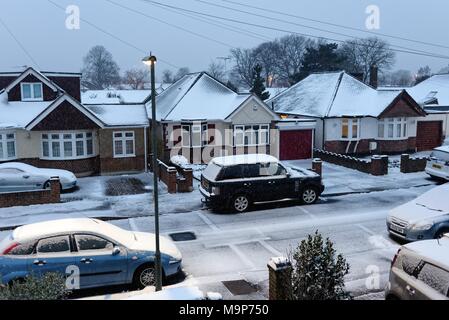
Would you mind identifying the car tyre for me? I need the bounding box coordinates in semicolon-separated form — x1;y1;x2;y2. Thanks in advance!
43;180;63;191
231;194;251;213
300;186;318;205
133;264;156;290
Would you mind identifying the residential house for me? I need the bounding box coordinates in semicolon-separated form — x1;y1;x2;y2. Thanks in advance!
268;71;426;155
0;67;149;176
145;72;285;164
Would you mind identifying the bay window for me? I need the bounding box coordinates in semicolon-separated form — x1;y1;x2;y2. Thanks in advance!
113;131;135;158
0;132;16;160
21;83;43;101
378;118;407;139
234;124;270;146
42;132;94;160
341;119;359;139
181;123;209;147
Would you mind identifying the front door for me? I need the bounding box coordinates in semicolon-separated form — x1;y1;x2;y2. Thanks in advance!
73;234;128;288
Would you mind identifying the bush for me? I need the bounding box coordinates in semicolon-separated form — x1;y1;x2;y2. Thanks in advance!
0;273;69;300
290;231;351;300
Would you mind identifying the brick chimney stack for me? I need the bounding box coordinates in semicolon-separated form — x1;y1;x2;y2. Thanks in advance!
370;65;378;89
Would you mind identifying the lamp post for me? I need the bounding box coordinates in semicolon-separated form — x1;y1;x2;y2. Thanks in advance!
142;54;162;291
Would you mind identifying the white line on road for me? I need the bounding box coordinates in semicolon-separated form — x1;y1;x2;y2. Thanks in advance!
229;244;257;270
298;206;317;219
196;211;220;231
357;224;376;236
128;218;140;232
258;240;283;257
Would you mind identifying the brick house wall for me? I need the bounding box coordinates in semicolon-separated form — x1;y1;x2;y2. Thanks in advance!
7;74;59;101
98;128;146;174
16;157;100;177
47;76;81;102
325;137;417;155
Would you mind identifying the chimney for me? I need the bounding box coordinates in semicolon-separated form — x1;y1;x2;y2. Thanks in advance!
370;65;378;89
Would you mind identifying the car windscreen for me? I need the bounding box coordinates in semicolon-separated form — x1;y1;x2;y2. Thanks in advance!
202;162;223;181
431;150;449;162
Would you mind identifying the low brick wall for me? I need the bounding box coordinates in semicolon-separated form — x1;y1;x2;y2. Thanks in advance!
400;154;427;173
0;178;61;208
314;149;388;176
157;161;178;194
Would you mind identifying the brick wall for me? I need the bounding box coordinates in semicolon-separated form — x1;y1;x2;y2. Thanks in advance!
400;154;427;173
10;157;100;177
0;178;60;208
325;138;416;155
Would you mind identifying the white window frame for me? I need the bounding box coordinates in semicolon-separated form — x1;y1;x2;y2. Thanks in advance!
21;82;43;101
0;132;17;161
41;131;95;160
180;123;209;148
341;118;360;140
191;124;202;148
234;124;270;147
378;118;408;140
113;131;135;158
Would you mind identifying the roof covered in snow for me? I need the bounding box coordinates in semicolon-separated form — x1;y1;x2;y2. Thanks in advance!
268;71;408;118
85;104;148;127
82;90;151;105
406;74;449;107
405;236;449;269
146;72;252;121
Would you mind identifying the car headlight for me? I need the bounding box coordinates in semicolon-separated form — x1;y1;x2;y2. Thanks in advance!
169;256;182;264
211;186;220;195
411;222;433;231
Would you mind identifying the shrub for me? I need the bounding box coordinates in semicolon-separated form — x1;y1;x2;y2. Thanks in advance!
290;231;351;300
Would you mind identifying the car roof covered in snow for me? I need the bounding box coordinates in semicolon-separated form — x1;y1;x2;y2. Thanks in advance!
434;145;449;153
406;74;449;107
146;72;252;121
85;104;149;127
212;154;279;166
12;218;131;244
267;71;415;118
404;236;449;269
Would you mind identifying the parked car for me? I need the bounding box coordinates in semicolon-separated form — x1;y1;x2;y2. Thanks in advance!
386;183;449;241
385;236;449;300
0;218;182;289
0;162;77;192
200;154;325;212
425;146;449;181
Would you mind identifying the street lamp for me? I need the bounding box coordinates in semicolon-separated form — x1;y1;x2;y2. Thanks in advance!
142;54;162;292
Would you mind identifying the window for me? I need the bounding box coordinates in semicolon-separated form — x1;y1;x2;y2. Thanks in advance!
222;165;244;180
259;163;287;177
6;242;35;256
41;132;94;160
0;133;16;160
378;118;407;139
191;125;202;147
74;234;114;251
341;119;359;139
0;168;23;174
21;83;43;101
234;124;270;146
37;236;70;254
417;263;449;296
113;131;135;158
181;123;210;147
181;126;190;147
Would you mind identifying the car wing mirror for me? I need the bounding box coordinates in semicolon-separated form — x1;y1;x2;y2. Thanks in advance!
112;247;121;256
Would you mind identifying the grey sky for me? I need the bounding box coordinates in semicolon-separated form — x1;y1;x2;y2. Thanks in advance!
1;0;449;79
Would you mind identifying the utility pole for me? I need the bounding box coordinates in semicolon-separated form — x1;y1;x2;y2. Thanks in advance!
142;54;162;291
217;56;231;81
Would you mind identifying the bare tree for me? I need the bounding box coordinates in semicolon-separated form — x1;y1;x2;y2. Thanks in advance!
207;61;226;81
339;37;395;83
230;48;258;88
162;69;173;84
386;69;414;86
174;67;190;81
81;45;121;90
415;66;432;84
438;64;449;74
253;41;281;87
122;68;149;89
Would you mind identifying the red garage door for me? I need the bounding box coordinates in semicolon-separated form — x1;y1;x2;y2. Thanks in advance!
416;121;443;151
279;130;313;160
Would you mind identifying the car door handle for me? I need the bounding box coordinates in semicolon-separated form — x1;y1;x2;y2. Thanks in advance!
80;258;93;264
243;183;251;187
406;285;416;296
33;259;47;266
23;175;30;179
268;181;275;185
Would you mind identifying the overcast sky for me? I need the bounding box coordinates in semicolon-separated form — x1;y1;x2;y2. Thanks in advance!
1;0;449;79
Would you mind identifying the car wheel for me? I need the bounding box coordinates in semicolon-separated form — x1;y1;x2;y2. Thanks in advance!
232;194;250;213
434;228;449;239
43;180;50;190
133;264;156;289
301;187;318;205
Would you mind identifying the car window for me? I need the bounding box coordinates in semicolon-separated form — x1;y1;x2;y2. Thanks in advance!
259;163;287;177
417;263;449;295
0;168;22;174
74;234;114;251
7;242;35;256
202;162;223;181
430;150;449;162
37;236;70;254
222;165;244;180
401;254;422;277
244;164;261;178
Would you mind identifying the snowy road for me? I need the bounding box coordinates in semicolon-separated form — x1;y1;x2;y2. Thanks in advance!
106;184;435;300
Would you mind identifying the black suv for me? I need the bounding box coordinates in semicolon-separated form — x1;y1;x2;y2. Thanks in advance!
200;154;325;212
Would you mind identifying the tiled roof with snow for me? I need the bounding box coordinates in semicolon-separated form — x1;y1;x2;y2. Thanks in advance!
268;71;403;118
146;72;251;121
406;74;449;107
85;104;148;127
82;90;151;105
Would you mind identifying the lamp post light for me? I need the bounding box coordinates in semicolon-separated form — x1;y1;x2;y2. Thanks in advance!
142;54;162;291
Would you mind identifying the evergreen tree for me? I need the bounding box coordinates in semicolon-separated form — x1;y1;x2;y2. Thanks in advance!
250;64;270;100
290;231;351;300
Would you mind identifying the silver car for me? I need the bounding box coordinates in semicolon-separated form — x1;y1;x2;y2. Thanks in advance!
426;146;449;181
0;162;77;192
385;237;449;300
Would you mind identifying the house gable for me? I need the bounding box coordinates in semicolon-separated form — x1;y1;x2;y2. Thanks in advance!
227;96;278;124
379;91;426;119
27;96;103;131
7;74;59;102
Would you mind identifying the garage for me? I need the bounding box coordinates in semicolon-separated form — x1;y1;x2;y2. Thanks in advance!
279;129;313;160
416;121;443;151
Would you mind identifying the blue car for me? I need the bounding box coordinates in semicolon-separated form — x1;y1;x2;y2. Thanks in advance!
0;218;182;289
